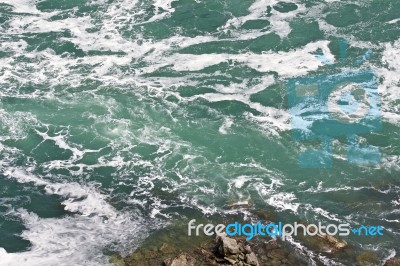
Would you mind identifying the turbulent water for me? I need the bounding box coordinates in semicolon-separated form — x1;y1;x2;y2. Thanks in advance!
0;0;399;265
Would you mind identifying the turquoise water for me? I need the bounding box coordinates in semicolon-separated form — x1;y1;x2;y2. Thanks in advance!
0;0;399;265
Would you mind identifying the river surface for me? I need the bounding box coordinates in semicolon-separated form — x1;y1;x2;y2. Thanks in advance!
0;0;399;265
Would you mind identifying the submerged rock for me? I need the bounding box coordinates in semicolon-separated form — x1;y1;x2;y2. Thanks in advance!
321;234;348;251
109;254;125;266
227;202;253;210
159;243;176;254
356;251;380;266
296;223;348;253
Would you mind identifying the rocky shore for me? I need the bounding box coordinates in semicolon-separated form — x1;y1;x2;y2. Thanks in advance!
111;234;299;266
109;209;399;266
111;231;400;266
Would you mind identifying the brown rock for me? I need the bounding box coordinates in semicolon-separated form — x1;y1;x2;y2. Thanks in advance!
384;257;400;266
266;240;280;250
224;256;238;264
246;252;259;266
164;254;195;266
323;235;347;250
218;236;240;256
244;245;252;254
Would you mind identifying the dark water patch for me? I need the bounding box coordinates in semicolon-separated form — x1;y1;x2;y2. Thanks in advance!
36;0;86;11
130;1;231;39
241;19;271;30
247;33;282;53
142;66;195;78
0;177;74;252
178;24;324;55
178;86;216;98
35;0;107;15
195;64;263;85
250;83;288;109
324;1;400;42
325;4;361;28
22;31;86;57
87;50;127;56
202;99;260;116
273;2;298;13
0;3;13;26
0;51;11;58
127;0;255;39
280;19;324;50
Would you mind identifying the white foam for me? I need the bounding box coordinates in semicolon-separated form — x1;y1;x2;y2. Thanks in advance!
221;0;305;38
191;91;291;135
0;109;38;141
148;0;177;22
377;38;400;125
219;117;234;135
266;192;299;213
0;0;41;14
163;41;334;76
0;169;157;266
387;18;400;24
392;199;400;207
284;235;345;266
310;207;342;223
383;250;397;266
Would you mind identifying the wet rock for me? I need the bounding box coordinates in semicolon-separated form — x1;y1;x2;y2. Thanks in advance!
118;231;297;266
164;254;195;266
218;236;240;256
322;235;347;250
246;252;259;266
214;236;264;266
266;240;280;251
297;224;348;253
244;245;252;254
224;256;237;264
385;257;400;266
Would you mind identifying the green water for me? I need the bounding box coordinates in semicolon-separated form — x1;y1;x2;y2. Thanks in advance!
0;0;399;265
